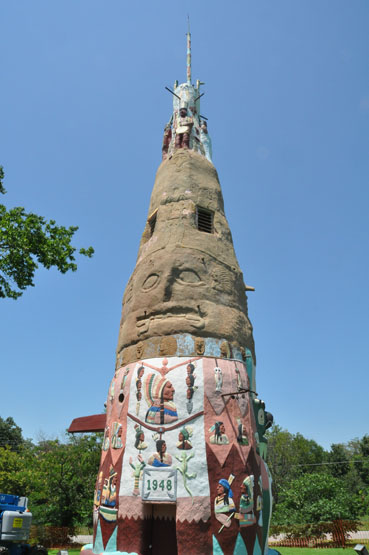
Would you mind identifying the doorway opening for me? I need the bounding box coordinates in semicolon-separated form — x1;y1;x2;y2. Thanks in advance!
147;503;177;555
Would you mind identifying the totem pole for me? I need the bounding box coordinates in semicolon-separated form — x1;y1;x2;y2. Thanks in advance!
71;29;274;555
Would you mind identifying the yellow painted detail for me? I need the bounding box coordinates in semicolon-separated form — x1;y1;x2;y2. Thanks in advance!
13;518;23;528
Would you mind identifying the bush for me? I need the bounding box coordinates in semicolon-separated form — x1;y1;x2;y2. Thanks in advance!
273;472;360;525
29;526;76;548
269;519;361;547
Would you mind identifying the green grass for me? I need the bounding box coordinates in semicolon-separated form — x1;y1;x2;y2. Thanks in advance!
49;550;82;555
74;527;93;535
48;548;366;555
275;549;358;555
358;516;369;531
48;545;369;555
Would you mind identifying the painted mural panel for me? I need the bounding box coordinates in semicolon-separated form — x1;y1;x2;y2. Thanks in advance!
90;355;272;555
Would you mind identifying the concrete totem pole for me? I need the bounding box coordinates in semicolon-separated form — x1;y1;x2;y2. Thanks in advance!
74;29;274;555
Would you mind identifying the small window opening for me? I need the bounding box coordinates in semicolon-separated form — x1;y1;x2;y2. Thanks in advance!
148;212;157;236
196;207;213;233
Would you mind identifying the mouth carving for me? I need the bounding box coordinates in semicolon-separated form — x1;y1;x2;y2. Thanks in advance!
136;307;206;335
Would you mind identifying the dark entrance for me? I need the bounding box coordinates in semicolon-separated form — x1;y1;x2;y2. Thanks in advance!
148;504;177;555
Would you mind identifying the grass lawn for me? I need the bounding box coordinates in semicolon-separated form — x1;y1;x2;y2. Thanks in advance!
50;542;368;553
358;517;369;531
275;549;360;555
49;550;82;555
48;549;363;555
48;548;366;555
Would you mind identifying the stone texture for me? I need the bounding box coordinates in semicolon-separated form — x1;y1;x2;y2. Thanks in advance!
117;150;254;361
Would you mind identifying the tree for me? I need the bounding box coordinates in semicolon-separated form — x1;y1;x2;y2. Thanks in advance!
349;435;369;487
0;415;102;527
274;472;360;525
0;166;93;299
267;429;369;525
327;443;350;478
0;446;31;494
344;435;369;515
291;432;326;471
266;425;327;504
0;416;25;451
27;433;102;527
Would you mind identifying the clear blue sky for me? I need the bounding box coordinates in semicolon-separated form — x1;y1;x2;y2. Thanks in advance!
1;1;368;450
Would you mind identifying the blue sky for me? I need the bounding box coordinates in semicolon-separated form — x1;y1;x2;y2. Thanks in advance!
1;1;368;450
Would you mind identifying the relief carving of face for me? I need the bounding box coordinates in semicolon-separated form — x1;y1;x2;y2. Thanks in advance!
117;247;252;351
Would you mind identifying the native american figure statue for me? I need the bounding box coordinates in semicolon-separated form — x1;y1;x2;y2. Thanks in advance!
71;28;274;555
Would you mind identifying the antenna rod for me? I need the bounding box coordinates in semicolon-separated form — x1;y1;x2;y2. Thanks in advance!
187;15;191;84
165;86;181;100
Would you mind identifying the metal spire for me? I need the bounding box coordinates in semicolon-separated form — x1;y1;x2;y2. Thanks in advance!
186;15;191;84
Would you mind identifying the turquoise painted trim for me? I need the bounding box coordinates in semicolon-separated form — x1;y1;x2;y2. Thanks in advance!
245;348;255;392
93;521;104;554
212;534;224;555
262;461;273;554
254;535;262;555
176;333;195;355
94;552;138;555
203;336;244;360
105;526;118;552
91;520;138;555
121;333;247;362
98;552;137;555
233;533;247;554
175;334;245;360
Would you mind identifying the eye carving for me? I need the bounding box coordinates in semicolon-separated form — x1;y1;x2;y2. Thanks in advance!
177;269;203;285
142;273;160;290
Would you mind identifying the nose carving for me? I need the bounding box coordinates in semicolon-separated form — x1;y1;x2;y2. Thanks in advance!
163;271;176;302
138;269;175;303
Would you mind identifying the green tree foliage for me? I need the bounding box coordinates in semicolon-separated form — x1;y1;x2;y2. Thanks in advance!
0;167;5;195
273;472;360;525
344;436;369;515
0;424;102;527
267;426;369;525
0;166;93;299
26;434;102;527
266;425;326;504
0;416;25;451
0;446;30;494
349;435;369;487
327;443;350;478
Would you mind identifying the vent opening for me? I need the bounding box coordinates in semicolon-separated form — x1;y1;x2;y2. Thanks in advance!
196;207;214;233
148;212;157;236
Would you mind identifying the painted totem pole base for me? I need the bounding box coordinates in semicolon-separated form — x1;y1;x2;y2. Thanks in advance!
92;355;272;555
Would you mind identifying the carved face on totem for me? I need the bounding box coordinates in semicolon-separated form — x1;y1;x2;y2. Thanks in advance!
162;381;175;401
216;483;225;497
117;248;251;351
157;440;167;455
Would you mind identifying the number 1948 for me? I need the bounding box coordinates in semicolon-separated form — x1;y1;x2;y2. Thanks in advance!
146;479;173;492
